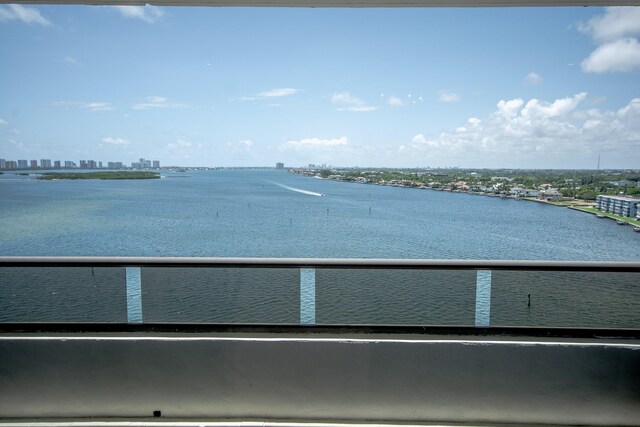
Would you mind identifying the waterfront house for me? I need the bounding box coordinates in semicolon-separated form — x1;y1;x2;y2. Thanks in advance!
510;187;540;198
539;188;563;202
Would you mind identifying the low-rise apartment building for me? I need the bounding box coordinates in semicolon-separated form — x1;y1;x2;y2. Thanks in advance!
596;195;639;218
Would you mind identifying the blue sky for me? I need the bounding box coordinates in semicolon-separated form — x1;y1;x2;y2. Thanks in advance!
0;4;639;168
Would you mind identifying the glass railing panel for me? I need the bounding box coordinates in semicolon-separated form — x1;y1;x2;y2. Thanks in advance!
491;271;640;328
141;267;299;323
0;267;126;322
315;269;476;325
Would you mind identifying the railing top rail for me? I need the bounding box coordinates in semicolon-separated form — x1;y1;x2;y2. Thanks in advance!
4;0;639;8
1;256;639;272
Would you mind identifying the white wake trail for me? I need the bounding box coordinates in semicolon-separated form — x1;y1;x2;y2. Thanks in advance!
269;181;324;197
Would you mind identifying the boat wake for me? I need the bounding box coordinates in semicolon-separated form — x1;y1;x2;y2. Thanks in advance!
269;181;324;197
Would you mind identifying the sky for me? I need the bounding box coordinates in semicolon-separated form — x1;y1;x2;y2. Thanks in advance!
0;4;639;168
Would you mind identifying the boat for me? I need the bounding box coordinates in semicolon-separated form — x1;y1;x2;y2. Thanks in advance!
616;220;626;225
633;227;640;232
596;214;605;218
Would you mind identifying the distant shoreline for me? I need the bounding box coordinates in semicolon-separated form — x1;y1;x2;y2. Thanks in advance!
299;172;640;229
36;171;161;181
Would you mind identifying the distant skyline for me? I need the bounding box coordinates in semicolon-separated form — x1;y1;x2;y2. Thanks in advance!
0;4;639;168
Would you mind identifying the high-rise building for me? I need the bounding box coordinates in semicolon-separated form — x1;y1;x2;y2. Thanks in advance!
40;159;52;169
107;162;124;169
276;162;284;169
0;159;6;169
131;162;142;169
153;160;160;169
30;160;38;168
98;161;103;168
64;161;75;168
18;160;28;168
6;160;17;169
137;158;151;168
87;160;97;169
79;160;88;169
54;160;61;168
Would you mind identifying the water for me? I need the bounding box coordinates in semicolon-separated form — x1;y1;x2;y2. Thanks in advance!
1;169;639;327
1;169;638;260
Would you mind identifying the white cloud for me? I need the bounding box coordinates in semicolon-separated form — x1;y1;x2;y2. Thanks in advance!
227;139;254;153
581;38;640;73
113;6;163;23
410;133;440;148
64;56;80;65
133;96;187;110
387;96;405;107
331;92;377;112
524;72;542;85
521;92;586;119
578;8;640;74
52;101;113;111
578;7;640;42
102;137;130;145
497;98;524;118
279;136;349;153
0;118;7;126
438;91;460;103
0;5;51;26
258;88;299;97
401;93;640;166
84;102;113;111
167;139;192;149
240;88;300;102
412;134;426;144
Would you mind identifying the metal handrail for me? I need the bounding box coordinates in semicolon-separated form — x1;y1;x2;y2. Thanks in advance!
1;256;639;272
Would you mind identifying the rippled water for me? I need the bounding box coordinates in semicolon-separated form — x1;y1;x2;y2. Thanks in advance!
1;169;638;327
1;169;638;260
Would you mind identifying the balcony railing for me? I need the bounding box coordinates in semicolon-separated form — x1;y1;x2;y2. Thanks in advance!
2;256;639;329
2;257;640;426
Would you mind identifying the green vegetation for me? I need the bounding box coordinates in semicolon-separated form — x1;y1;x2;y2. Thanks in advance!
542;199;594;207
573;207;640;227
37;171;160;180
319;169;332;178
296;167;640;200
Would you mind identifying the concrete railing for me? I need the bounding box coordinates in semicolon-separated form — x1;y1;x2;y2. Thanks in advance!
1;257;640;425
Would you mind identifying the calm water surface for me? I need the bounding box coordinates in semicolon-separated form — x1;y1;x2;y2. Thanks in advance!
1;169;638;260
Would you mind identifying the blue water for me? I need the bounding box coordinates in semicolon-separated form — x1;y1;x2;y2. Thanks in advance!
1;169;639;260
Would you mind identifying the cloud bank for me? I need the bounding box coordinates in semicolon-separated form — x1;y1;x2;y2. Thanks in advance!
133;96;187;110
332;92;378;112
113;6;164;23
579;7;640;73
102;137;130;145
402;93;640;167
0;5;51;26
